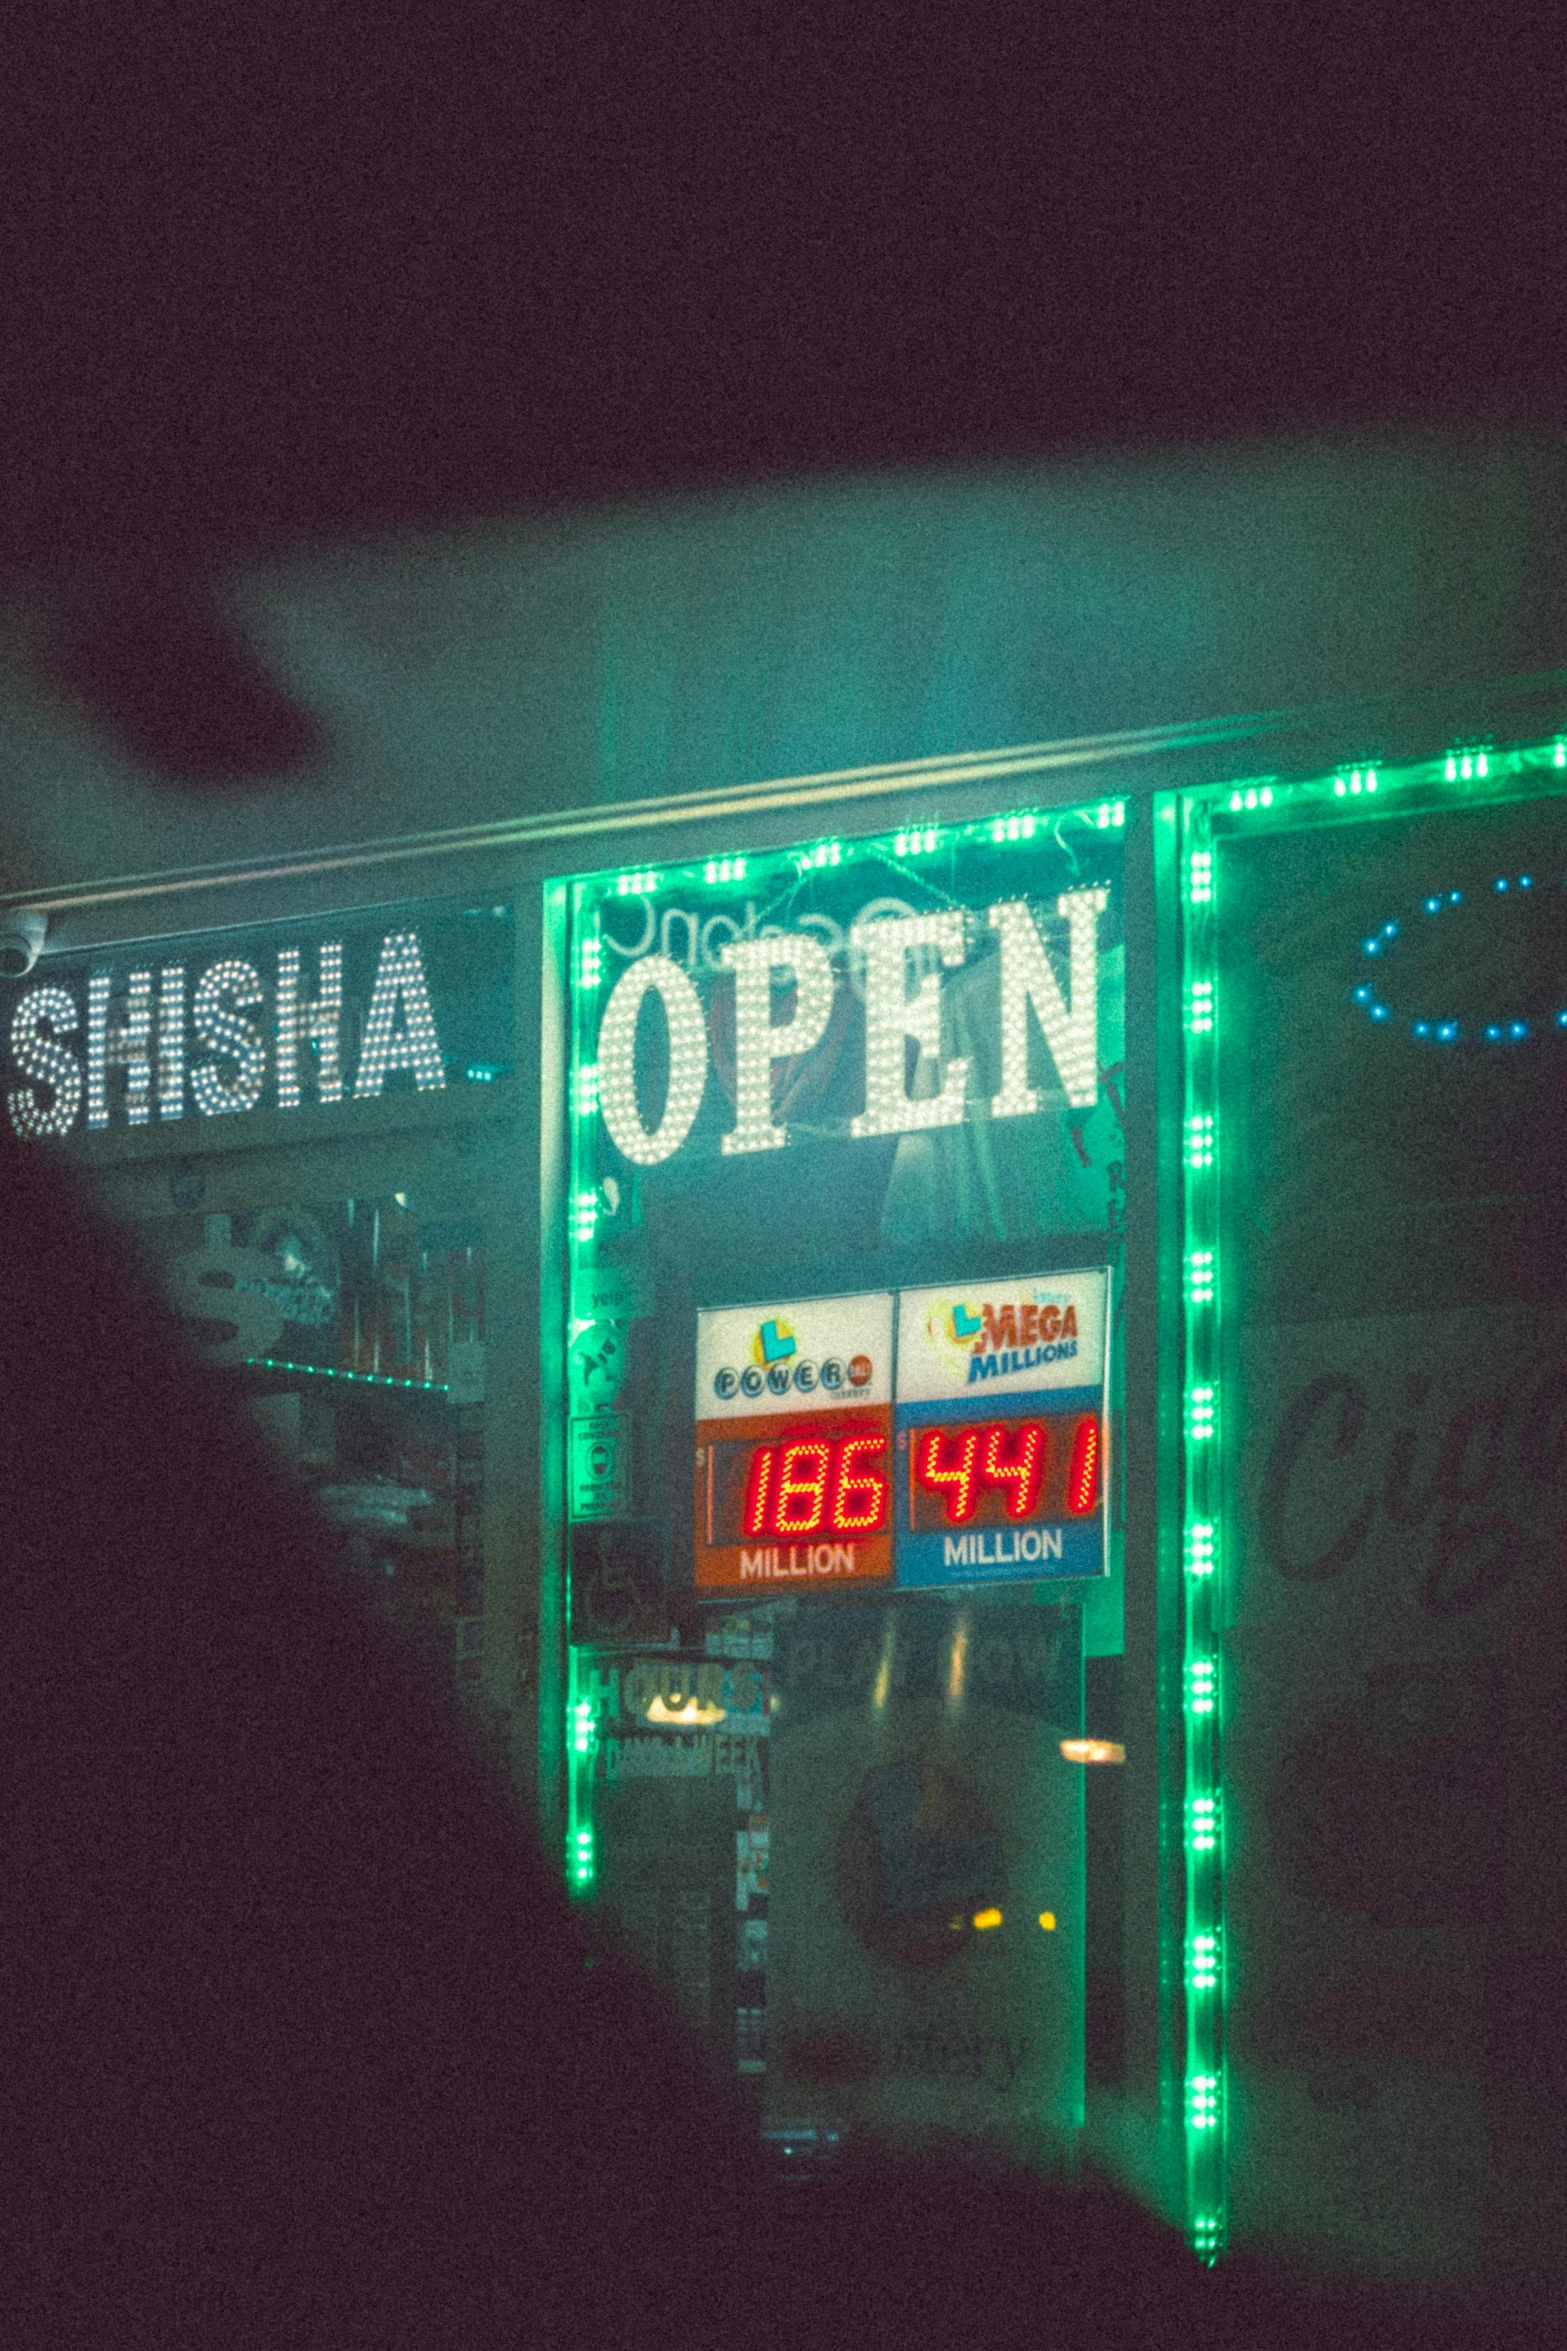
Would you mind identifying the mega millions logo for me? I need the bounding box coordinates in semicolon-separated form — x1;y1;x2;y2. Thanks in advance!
967;1293;1081;1383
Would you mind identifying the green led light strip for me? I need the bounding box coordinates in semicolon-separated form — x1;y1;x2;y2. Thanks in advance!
566;865;607;1897
1178;785;1226;2265
1175;721;1567;2266
567;1670;597;1891
242;1354;449;1393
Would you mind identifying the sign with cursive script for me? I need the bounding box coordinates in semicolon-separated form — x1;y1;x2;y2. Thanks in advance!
1190;768;1567;2286
1228;1299;1567;2270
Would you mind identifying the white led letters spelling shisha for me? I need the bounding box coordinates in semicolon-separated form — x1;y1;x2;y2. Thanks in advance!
6;929;447;1139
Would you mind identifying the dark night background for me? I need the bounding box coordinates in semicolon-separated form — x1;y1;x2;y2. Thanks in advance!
7;7;1565;786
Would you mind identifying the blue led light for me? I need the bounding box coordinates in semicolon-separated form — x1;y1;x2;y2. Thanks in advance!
1354;877;1562;1049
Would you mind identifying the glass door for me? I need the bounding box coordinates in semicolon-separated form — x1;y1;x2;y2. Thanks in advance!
552;795;1128;2172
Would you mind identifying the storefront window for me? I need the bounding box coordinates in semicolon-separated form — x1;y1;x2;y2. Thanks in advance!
136;1197;489;1694
555;798;1127;2166
1;894;514;1735
1175;732;1567;2279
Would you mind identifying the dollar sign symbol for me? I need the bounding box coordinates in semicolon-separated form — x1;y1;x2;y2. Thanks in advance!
165;1243;287;1366
591;1553;639;1634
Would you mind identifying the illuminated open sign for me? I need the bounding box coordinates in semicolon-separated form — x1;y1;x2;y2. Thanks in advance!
593;891;1108;1168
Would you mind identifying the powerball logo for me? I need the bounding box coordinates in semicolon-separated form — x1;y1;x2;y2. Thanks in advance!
712;1316;872;1402
751;1318;796;1366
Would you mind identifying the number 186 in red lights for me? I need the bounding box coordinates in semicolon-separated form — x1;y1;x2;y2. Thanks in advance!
742;1432;890;1538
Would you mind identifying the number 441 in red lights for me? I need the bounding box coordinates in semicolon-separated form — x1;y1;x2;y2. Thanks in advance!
916;1417;1100;1524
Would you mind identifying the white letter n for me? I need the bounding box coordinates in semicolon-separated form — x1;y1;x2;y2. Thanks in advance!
989;890;1105;1115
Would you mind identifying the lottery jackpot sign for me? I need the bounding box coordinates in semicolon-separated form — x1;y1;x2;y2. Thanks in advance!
694;1294;896;1592
694;1270;1109;1596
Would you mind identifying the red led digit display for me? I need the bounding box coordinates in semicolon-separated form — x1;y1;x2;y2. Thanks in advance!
742;1442;773;1533
835;1433;892;1530
908;1413;1102;1529
1066;1414;1100;1515
917;1421;1044;1523
773;1438;832;1534
916;1426;980;1521
979;1420;1044;1518
724;1427;892;1542
702;1407;1099;1577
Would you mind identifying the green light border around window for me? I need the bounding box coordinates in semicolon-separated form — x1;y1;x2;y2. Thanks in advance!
556;795;1127;1902
1172;724;1567;2266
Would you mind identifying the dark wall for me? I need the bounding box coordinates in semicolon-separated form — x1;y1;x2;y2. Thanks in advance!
6;431;1567;897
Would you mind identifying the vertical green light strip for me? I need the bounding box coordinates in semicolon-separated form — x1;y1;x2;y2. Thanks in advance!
565;880;603;1896
567;1646;597;1896
1179;796;1226;2262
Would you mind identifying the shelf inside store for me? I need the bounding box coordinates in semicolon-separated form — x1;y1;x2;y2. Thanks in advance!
240;1353;450;1396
